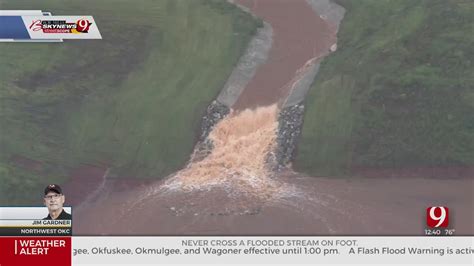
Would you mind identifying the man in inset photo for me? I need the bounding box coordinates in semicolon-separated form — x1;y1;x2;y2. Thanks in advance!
43;184;72;220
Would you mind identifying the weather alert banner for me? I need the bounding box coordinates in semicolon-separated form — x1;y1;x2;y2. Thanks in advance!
0;237;71;266
0;12;101;41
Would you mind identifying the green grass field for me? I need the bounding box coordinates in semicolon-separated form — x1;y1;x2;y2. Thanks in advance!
295;0;474;176
0;0;261;204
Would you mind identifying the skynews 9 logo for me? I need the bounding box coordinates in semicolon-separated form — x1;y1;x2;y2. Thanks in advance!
29;19;93;34
426;206;449;228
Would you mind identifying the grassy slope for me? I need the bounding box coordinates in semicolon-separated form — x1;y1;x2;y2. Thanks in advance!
295;0;474;176
0;0;261;204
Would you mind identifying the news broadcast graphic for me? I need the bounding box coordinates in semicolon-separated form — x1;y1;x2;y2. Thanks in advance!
71;236;474;265
0;10;63;42
427;206;449;228
0;207;72;236
0;237;71;266
425;206;456;236
0;10;101;42
0;207;72;266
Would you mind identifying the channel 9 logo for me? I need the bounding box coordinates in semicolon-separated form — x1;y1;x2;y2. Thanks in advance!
426;206;449;228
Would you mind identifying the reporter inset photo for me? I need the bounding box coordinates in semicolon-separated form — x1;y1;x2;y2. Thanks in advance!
43;184;72;220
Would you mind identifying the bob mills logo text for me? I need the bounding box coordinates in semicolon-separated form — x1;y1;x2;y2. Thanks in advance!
29;19;92;33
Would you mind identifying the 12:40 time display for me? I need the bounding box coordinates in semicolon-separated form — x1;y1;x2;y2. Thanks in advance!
424;229;456;236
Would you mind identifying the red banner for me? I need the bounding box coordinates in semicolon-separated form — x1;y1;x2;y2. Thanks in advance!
0;237;71;266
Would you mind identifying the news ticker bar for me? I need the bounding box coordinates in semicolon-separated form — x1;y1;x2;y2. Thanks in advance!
0;236;472;266
0;10;101;42
68;236;472;265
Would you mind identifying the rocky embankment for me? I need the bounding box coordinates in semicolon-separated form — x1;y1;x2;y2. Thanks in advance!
198;0;345;170
274;0;346;170
275;104;305;169
199;101;230;141
193;101;230;160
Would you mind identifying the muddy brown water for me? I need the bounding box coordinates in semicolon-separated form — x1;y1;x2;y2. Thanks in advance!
232;0;335;110
72;1;473;235
74;172;473;235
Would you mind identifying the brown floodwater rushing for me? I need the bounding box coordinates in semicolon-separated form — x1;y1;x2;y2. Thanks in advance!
73;0;473;235
167;105;279;193
74;172;473;235
74;105;473;235
232;0;336;110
